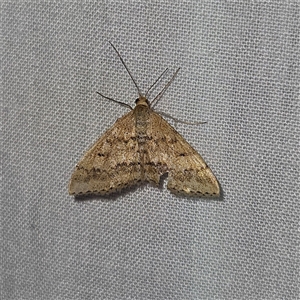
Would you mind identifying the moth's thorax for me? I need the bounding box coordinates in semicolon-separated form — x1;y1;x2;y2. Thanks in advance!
134;104;150;128
134;95;151;128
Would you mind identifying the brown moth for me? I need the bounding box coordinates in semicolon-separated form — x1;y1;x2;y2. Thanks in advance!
69;43;220;197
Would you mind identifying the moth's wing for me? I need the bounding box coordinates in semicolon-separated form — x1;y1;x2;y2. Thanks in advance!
144;111;220;196
69;110;141;195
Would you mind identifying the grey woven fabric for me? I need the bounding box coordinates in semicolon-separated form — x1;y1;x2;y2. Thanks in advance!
2;2;299;299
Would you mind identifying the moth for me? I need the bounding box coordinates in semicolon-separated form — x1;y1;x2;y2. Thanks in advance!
69;43;220;197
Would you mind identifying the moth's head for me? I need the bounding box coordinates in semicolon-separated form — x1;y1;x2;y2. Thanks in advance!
135;96;150;107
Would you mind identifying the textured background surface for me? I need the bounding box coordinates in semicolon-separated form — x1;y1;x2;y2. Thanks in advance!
2;2;299;299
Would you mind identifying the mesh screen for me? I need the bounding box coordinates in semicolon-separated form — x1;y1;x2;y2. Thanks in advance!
2;2;299;299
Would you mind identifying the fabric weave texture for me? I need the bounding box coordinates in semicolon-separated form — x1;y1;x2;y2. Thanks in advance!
2;2;299;299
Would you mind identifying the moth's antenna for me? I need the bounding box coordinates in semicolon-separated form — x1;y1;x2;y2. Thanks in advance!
96;91;133;110
109;42;142;96
150;68;180;108
145;68;169;98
